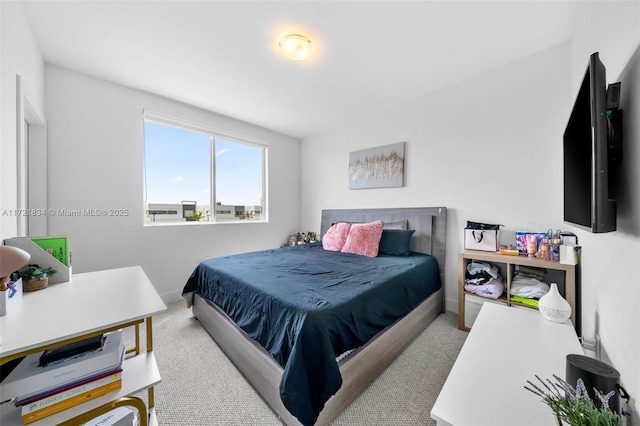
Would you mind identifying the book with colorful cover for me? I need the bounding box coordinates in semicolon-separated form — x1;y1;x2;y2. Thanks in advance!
21;378;122;424
20;370;122;415
15;361;123;407
1;330;124;400
29;236;69;267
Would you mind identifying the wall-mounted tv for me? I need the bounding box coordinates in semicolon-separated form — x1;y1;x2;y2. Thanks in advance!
563;52;623;233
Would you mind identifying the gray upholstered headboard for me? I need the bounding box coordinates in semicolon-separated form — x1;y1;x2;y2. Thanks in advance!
320;207;447;292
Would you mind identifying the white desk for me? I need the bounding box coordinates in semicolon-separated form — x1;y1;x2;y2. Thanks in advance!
431;303;583;426
0;266;167;426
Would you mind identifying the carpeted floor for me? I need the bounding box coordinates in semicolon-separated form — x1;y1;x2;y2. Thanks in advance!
133;300;468;425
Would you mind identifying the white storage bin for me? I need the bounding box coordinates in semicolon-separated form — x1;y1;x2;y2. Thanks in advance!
0;278;23;316
83;406;137;426
464;294;503;329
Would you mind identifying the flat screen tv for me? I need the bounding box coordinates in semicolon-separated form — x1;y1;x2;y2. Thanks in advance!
563;52;623;233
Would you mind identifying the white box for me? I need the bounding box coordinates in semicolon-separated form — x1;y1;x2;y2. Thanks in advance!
560;245;581;265
465;294;503;329
82;406;135;426
0;278;23;316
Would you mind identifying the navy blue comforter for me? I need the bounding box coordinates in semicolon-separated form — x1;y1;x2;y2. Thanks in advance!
182;243;440;425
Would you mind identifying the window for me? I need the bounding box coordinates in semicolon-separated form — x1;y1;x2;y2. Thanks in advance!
143;112;266;224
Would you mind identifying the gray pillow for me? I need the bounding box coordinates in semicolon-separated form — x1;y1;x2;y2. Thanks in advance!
383;220;408;230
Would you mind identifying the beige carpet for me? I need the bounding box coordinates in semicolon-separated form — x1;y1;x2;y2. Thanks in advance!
133;300;467;425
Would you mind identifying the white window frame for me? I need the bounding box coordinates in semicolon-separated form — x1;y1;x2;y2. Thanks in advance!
142;110;268;225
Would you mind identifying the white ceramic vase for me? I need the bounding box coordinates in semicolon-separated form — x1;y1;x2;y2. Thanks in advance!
538;283;571;323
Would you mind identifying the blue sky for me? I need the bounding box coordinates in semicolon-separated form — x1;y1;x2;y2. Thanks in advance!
144;121;263;207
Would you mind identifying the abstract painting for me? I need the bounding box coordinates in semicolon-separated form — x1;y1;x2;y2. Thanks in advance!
348;142;405;189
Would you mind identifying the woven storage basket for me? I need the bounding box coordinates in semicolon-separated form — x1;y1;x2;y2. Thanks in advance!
23;277;49;292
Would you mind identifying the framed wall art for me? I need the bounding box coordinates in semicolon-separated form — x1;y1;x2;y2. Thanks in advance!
348;142;405;189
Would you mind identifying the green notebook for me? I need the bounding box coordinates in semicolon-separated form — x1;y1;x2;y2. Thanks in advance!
30;236;69;266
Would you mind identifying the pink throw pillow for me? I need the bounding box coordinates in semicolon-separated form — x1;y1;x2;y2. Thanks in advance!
322;222;351;251
341;220;384;257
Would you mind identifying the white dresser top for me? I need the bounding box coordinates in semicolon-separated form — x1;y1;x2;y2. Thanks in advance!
431;303;584;426
0;266;166;357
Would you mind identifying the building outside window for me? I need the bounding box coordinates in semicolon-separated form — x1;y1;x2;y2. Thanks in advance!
143;112;266;224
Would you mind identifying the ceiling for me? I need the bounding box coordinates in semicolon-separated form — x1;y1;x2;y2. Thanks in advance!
21;1;579;139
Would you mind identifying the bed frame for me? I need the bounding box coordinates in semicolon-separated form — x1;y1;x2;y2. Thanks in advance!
191;207;447;425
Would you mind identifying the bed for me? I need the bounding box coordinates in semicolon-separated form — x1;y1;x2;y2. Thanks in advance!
182;207;447;425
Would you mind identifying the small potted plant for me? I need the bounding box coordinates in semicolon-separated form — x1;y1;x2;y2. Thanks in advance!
18;264;57;292
525;374;622;425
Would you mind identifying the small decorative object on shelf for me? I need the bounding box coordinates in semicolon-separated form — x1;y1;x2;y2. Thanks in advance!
498;245;519;256
0;245;31;316
292;232;319;245
538;283;571;323
524;374;623;426
550;238;562;261
18;264;57;292
560;245;581;265
526;234;539;257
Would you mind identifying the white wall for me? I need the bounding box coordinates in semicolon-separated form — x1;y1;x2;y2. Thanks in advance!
302;43;571;312
568;2;640;420
44;66;301;302
0;2;45;240
301;3;640;419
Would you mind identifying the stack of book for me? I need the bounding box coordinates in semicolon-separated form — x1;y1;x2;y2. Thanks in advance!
0;330;125;424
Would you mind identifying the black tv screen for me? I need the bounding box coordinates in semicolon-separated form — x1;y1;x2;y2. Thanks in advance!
563;52;618;233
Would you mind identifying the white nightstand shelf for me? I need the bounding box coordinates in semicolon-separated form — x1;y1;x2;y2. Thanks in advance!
458;251;579;332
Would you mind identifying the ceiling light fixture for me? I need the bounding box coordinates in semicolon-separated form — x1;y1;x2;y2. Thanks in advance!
279;34;311;61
